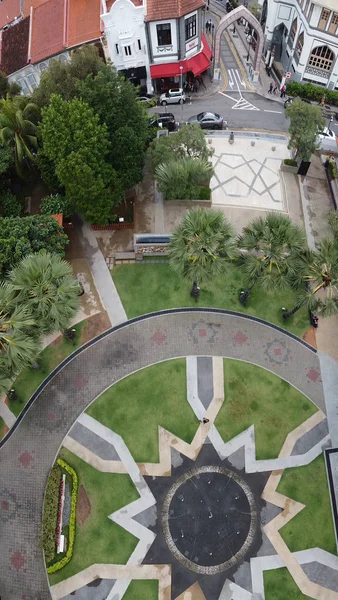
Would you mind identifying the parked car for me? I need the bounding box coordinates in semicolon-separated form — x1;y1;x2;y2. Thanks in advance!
318;127;338;151
137;96;157;107
159;88;186;106
284;96;312;109
149;112;177;132
187;111;226;130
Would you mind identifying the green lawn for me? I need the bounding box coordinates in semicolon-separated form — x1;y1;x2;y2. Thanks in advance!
9;320;87;417
112;263;310;338
123;581;158;600
278;454;336;554
264;568;313;600
48;448;139;585
87;359;199;463
215;360;317;460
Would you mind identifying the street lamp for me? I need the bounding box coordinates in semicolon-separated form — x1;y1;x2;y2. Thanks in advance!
179;65;184;127
211;23;215;44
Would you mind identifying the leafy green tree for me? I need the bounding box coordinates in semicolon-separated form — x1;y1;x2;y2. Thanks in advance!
283;237;338;319
147;123;214;174
155;157;213;200
77;67;150;191
168;207;237;287
285;98;325;162
250;3;262;20
0;283;41;377
32;45;104;108
0;191;21;217
0;97;40;176
0;72;21;99
8;252;80;334
0;145;13;175
40;194;70;217
39;95;122;224
36;149;63;191
0;214;68;277
238;213;307;300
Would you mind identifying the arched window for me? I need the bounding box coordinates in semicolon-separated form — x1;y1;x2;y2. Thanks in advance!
289;17;297;44
308;45;334;72
39;62;48;72
295;32;304;60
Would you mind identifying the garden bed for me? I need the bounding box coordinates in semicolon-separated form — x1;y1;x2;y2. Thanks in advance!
91;191;135;230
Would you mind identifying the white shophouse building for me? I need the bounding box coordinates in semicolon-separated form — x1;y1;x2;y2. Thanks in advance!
101;0;152;93
264;0;338;89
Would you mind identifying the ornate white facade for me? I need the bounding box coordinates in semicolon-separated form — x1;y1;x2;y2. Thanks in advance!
264;0;338;89
100;0;152;93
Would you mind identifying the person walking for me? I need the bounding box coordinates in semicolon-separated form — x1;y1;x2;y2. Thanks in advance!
273;81;278;94
280;84;286;98
268;82;273;94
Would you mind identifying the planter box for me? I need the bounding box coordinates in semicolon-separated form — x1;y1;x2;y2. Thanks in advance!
91;221;134;231
280;160;298;174
164;199;212;206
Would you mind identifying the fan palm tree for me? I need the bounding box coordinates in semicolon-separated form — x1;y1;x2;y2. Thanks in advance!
0;282;41;375
283;237;338;320
155;157;213;201
8;252;81;334
0;96;39;176
238;213;307;302
168;207;237;287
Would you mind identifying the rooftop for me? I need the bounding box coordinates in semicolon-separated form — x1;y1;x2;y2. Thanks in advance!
145;0;205;21
30;0;65;64
0;17;30;75
67;0;101;48
0;0;22;29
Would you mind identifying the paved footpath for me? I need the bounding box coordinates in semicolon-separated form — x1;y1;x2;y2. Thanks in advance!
0;310;330;600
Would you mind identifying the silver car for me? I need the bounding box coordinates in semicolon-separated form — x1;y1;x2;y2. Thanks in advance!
159;88;186;106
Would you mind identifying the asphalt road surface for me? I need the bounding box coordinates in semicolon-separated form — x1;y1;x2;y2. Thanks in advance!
150;91;289;132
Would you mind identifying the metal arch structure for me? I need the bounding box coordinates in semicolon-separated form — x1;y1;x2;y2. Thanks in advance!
213;5;264;74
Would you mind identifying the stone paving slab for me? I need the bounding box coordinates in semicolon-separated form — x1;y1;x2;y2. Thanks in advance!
0;310;327;600
68;421;120;461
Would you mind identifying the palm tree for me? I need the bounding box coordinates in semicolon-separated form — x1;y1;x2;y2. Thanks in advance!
168;207;237;288
0;96;39;176
283;237;338;320
238;213;307;303
8;252;81;334
155;157;213;200
0;282;41;375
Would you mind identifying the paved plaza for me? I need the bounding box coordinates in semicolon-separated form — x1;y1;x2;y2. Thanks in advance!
210;135;289;211
1;310;338;600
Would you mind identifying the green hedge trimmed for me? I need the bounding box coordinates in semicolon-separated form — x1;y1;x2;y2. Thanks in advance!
286;82;338;107
284;158;298;167
43;464;62;564
46;459;78;574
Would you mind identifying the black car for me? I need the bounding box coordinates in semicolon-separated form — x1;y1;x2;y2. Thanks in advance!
150;113;176;132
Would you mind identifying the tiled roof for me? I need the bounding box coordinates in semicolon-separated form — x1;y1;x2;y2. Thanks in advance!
145;0;205;21
0;0;21;29
30;0;65;63
67;0;101;48
23;0;51;18
0;17;30;75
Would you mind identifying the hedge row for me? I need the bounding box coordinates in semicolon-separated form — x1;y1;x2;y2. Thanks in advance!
46;459;78;574
42;464;62;565
286;82;338;107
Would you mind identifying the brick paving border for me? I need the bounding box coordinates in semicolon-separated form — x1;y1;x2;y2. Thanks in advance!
0;309;326;600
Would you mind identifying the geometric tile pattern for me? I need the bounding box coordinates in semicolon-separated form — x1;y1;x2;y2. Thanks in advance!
0;310;327;599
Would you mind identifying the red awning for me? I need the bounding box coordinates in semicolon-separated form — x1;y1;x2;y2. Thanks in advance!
150;35;212;79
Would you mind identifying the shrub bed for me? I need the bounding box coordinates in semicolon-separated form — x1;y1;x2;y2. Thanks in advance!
46;459;78;574
43;464;62;564
286;82;338;106
284;158;298;167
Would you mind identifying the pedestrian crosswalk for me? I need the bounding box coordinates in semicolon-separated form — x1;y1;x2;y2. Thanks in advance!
219;90;260;111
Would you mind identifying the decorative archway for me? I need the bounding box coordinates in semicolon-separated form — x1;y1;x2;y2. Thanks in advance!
214;5;264;74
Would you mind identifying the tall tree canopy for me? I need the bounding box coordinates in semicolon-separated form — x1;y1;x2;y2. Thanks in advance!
32;45;104;108
286;98;325;162
77;67;150;191
39;94;122;224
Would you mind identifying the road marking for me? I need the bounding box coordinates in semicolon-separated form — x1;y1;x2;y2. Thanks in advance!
264;109;283;114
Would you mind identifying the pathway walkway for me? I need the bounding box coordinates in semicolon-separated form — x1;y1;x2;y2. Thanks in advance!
0;309;329;600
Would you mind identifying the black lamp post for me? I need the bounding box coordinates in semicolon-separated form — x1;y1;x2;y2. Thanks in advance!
211;23;215;43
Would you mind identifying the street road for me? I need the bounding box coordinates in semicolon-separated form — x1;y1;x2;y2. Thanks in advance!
150;91;289;132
